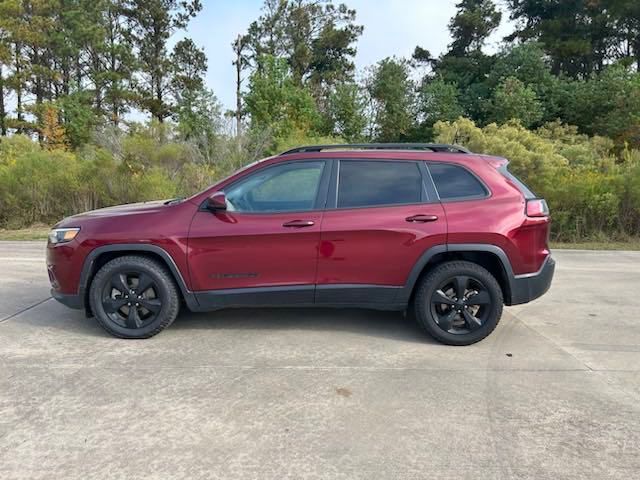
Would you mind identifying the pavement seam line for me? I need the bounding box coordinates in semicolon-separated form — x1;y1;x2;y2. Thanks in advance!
0;297;52;324
508;309;595;372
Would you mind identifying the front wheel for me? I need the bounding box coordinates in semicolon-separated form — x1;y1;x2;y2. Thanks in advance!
413;261;503;346
89;255;180;339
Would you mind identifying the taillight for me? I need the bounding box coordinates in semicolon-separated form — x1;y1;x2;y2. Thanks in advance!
526;198;549;217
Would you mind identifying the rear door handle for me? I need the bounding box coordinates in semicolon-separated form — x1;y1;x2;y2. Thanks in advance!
283;220;315;228
406;214;439;223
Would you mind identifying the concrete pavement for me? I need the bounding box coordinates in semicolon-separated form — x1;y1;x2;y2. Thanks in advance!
0;242;639;479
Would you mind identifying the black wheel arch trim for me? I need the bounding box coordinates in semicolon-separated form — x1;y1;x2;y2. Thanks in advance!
400;243;553;306
78;244;199;312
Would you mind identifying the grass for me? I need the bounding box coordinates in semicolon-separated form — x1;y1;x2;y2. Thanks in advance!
0;226;50;241
551;241;640;251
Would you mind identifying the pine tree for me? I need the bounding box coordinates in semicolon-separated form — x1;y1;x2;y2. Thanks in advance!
125;0;202;122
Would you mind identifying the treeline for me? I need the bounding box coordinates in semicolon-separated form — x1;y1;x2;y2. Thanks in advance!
234;0;640;147
1;0;640;242
0;0;214;146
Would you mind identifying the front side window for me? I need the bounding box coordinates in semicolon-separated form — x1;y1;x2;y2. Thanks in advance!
428;163;487;200
225;161;325;212
337;161;423;208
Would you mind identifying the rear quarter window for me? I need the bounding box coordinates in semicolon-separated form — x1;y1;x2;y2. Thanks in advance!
498;164;536;199
428;163;487;200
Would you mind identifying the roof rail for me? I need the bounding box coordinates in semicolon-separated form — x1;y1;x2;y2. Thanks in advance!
280;143;471;155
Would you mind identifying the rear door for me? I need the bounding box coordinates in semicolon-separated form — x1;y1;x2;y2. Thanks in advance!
315;159;446;307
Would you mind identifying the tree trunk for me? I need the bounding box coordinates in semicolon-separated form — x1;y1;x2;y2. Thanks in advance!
109;18;120;127
34;49;44;142
0;64;6;135
235;41;243;137
15;44;23;134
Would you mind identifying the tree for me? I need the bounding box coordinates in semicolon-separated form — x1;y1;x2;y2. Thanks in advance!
245;0;362;92
491;77;543;127
41;103;68;150
416;78;463;139
487;42;562;122
431;50;495;125
325;81;366;141
171;38;207;95
174;88;222;157
232;34;250;136
170;39;221;146
0;0;59;136
449;0;501;55
125;0;202;122
563;64;640;147
305;3;363;92
367;57;415;142
412;46;435;67
424;1;500;127
506;0;612;78
0;2;10;135
246;0;289;63
95;0;137;126
244;55;320;141
606;0;640;70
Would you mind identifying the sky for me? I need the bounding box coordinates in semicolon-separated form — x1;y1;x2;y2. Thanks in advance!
180;0;516;112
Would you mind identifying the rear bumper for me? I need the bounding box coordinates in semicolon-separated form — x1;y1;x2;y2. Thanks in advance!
51;289;83;309
508;256;555;305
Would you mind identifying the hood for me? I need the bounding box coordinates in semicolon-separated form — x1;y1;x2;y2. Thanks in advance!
56;199;174;227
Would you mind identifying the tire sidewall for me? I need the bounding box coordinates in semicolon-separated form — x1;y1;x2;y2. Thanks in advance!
90;259;176;339
416;263;503;346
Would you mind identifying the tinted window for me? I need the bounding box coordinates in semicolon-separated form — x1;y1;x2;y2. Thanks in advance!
428;163;487;200
337;161;423;208
225;161;325;212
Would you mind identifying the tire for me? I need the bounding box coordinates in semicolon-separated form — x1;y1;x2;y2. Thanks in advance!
89;255;180;339
413;261;503;346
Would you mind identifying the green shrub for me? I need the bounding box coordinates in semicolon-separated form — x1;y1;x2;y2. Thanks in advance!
435;118;640;241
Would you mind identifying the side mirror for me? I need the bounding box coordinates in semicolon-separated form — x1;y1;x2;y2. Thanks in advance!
206;191;227;211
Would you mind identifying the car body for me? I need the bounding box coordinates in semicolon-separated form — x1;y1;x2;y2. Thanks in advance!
47;143;555;345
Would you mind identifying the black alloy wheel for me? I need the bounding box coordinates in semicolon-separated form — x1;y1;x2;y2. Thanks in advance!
102;271;163;329
430;275;491;334
413;261;503;346
89;255;180;339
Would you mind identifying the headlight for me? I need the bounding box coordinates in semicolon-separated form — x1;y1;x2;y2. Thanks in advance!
48;227;80;244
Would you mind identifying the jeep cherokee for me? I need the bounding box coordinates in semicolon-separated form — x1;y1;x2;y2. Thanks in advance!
47;143;555;345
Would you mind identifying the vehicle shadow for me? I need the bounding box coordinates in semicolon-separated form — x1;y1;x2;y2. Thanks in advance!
171;307;433;344
36;300;432;344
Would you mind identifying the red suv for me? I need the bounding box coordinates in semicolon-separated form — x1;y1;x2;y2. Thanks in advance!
47;143;554;345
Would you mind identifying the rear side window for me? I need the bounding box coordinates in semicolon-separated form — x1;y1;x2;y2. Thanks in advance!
428;163;487;200
337;161;423;208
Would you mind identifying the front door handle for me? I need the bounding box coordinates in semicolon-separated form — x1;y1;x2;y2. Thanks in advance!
283;220;315;228
406;214;439;223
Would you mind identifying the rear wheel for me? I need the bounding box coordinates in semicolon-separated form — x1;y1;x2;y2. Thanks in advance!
89;255;180;339
413;261;503;346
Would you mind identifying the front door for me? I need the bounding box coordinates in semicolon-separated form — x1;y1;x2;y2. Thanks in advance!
315;159;447;306
188;160;330;307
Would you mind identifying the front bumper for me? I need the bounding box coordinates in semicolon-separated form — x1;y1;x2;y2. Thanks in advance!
508;255;555;305
51;289;83;309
